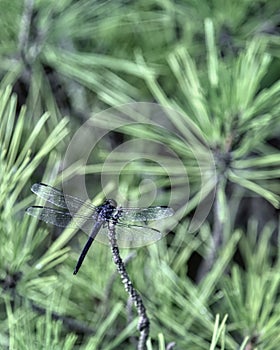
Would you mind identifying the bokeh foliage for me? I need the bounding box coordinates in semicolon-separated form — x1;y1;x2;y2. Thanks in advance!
0;0;280;349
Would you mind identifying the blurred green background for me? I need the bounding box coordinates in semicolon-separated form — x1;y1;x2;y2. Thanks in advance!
0;1;280;349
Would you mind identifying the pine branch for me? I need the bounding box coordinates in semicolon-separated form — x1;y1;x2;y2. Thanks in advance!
108;211;150;350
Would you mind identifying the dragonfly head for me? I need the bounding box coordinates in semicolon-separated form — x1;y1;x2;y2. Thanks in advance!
104;199;117;208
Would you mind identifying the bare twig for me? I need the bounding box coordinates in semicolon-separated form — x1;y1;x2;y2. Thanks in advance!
108;210;150;350
104;252;137;305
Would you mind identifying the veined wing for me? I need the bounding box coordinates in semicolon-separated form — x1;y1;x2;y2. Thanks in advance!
118;206;174;223
26;206;96;230
26;207;166;247
95;223;162;247
31;183;96;212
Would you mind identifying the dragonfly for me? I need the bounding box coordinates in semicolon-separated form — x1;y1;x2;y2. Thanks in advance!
26;183;174;274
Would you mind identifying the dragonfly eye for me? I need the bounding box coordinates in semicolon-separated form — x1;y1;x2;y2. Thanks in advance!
106;199;117;207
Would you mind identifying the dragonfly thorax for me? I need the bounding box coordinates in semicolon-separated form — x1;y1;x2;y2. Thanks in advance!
96;199;119;222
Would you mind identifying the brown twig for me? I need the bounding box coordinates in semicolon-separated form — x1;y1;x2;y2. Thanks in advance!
108;210;150;350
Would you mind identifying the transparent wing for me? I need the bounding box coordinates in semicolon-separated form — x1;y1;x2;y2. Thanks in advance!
31;183;96;212
26;206;96;230
95;223;162;247
118;206;174;223
26;207;166;247
31;183;174;223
